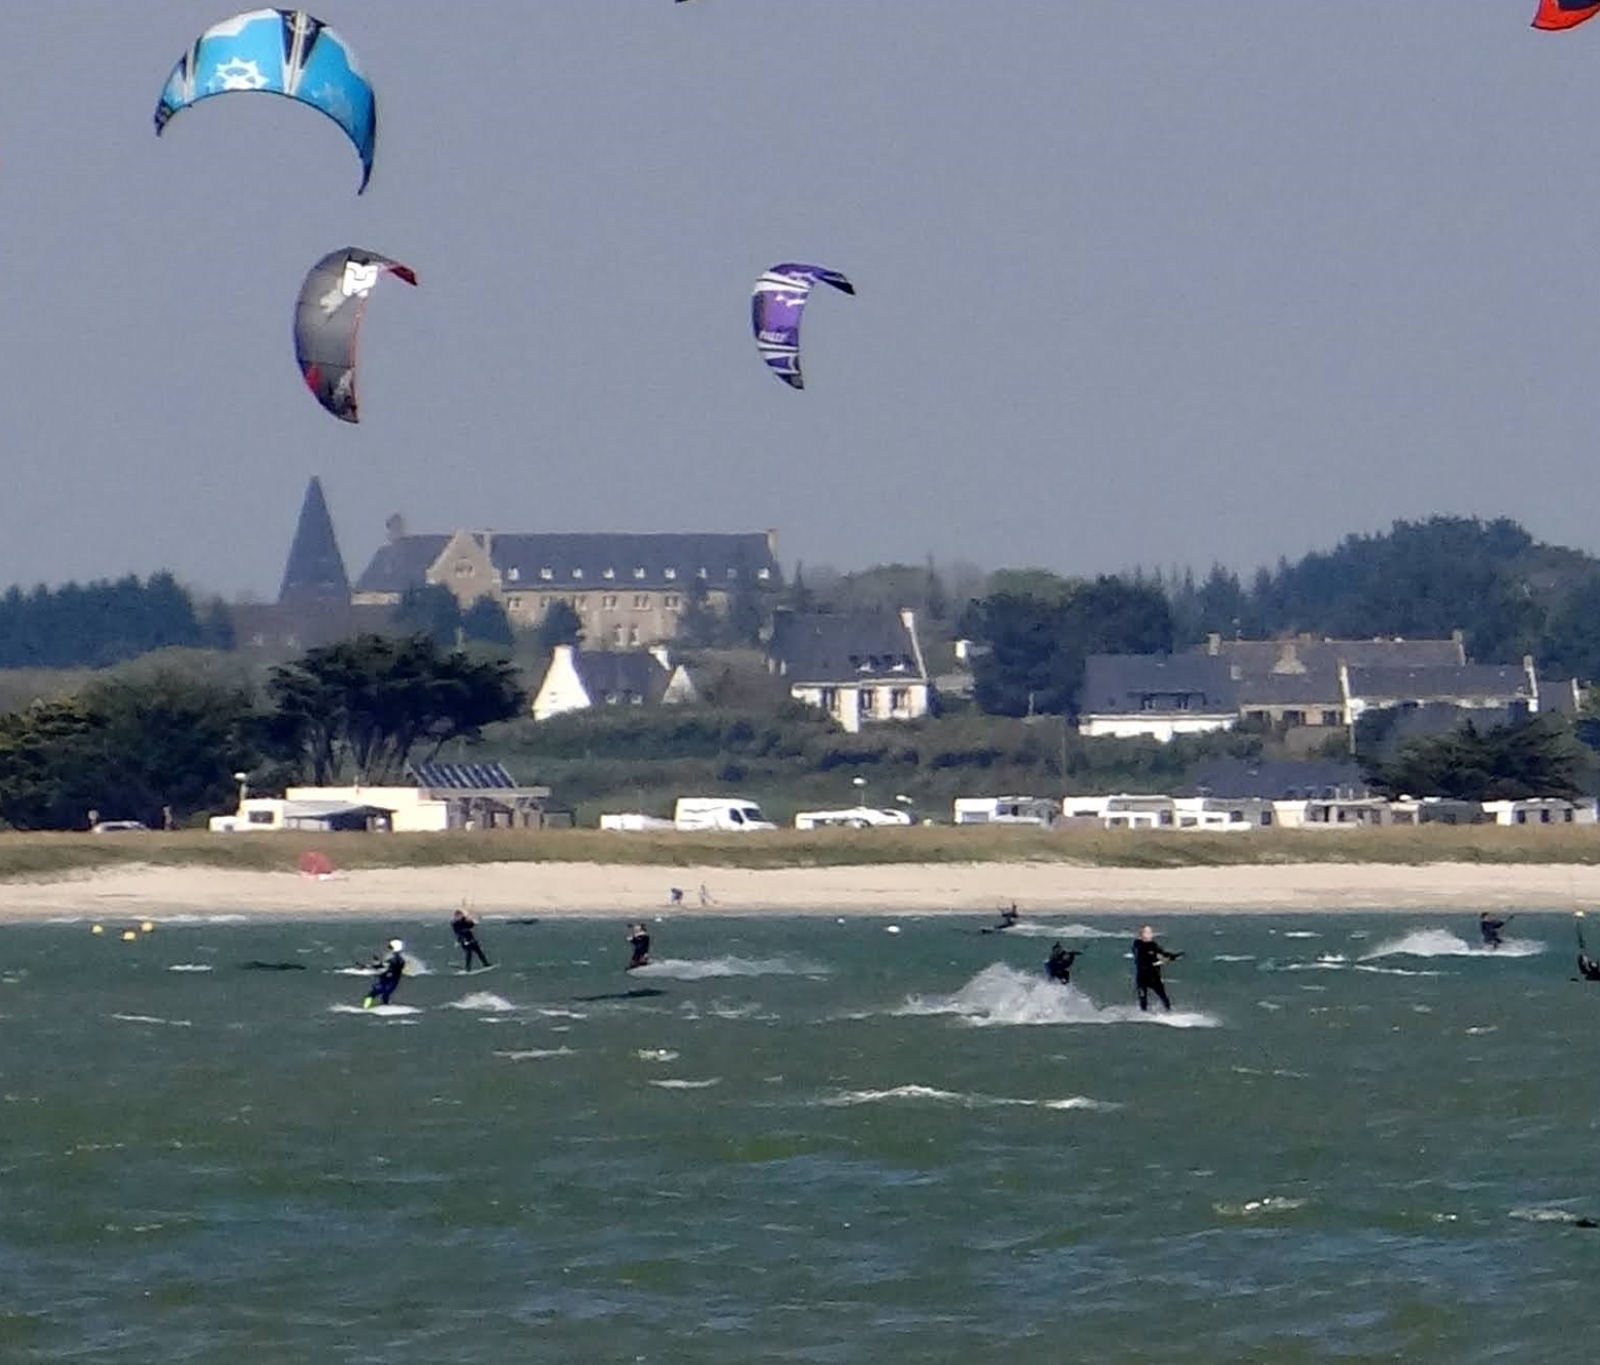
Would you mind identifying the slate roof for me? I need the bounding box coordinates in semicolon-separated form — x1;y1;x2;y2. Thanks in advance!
574;650;669;704
770;611;924;684
278;477;350;606
353;531;780;596
1200;635;1466;672
1178;757;1370;801
491;532;778;590
1234;670;1341;707
1079;654;1239;715
353;536;450;594
1346;664;1532;704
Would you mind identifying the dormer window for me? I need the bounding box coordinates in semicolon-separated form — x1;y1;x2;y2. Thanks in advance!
664;567;677;580
571;568;584;580
602;567;615;580
506;567;520;582
633;567;646;580
757;568;771;581
539;567;553;581
726;568;737;579
697;567;708;579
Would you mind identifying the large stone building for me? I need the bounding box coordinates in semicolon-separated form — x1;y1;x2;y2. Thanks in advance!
352;524;782;648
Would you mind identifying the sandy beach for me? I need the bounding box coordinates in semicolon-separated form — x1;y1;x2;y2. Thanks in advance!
5;859;1600;920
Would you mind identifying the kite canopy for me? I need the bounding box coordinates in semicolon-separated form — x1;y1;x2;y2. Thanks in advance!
155;8;377;192
751;263;855;390
1533;0;1600;30
294;248;417;423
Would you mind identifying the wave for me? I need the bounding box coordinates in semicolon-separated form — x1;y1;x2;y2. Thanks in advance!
631;956;825;980
635;1048;680;1062
896;963;1219;1029
495;1047;574;1061
820;1084;1115;1112
649;1078;721;1090
167;963;213;973
444;992;515;1013
110;1013;191;1027
1213;954;1257;963
1510;1206;1598;1226
1352;964;1443;978
996;922;1132;940
1214;1196;1310;1217
1361;929;1544;960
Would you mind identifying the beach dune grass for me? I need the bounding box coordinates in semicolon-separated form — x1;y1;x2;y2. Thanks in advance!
2;824;1600;882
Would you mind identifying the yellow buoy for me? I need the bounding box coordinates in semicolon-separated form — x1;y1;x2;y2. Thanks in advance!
90;924;104;935
140;921;155;934
121;929;138;942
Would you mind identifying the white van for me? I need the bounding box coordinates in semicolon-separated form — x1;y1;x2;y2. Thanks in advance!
673;797;778;832
794;805;914;831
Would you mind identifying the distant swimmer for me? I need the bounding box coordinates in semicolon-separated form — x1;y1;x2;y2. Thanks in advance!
1045;942;1080;985
1132;925;1183;1012
626;922;651;971
451;906;491;972
1479;913;1513;950
364;938;406;1007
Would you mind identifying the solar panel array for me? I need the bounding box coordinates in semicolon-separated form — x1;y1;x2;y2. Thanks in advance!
410;762;519;790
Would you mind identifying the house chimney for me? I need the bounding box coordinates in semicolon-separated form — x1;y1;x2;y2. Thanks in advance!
386;513;407;543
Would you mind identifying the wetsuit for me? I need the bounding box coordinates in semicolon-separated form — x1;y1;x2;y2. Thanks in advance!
1132;937;1181;1012
1580;953;1600;983
994;907;1020;932
627;929;651;970
1045;946;1079;985
452;911;490;970
1479;915;1506;950
366;951;406;1005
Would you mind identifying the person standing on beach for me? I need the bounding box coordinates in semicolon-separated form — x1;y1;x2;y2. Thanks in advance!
626;922;652;970
1132;925;1182;1012
452;906;490;971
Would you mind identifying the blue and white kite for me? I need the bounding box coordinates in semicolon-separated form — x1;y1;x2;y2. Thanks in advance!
155;9;377;193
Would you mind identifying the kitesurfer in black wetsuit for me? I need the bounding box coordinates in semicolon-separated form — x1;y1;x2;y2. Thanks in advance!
1580;953;1600;983
1045;942;1080;985
626;923;651;970
365;939;406;1007
1132;925;1182;1012
1479;912;1511;950
452;907;490;971
994;903;1021;931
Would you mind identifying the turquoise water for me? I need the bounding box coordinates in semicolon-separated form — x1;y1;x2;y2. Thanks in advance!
2;910;1597;1364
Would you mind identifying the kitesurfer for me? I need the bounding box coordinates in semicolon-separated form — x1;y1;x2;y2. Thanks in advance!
627;922;651;971
364;939;406;1007
1479;912;1511;950
451;906;490;972
1132;925;1182;1012
1580;952;1600;983
1045;942;1080;985
986;903;1021;933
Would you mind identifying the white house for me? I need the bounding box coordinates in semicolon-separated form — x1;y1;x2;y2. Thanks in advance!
530;644;697;722
1076;655;1240;743
769;609;933;735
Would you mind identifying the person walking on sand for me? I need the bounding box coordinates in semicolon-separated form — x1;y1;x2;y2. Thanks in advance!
451;906;490;972
1132;925;1182;1012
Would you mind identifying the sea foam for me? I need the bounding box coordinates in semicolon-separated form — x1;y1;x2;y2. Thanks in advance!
896;963;1219;1029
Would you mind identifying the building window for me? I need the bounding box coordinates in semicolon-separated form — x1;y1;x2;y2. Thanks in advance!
613;625;625;646
506;567;520;582
665;594;680;609
507;595;522;610
890;687;910;713
1283;710;1306;726
757;567;771;581
247;810;274;825
697;567;708;579
628;626;640;646
859;686;874;716
820;687;837;711
602;567;615;580
1246;709;1268;723
1321;710;1340;726
454;560;474;576
664;567;677;580
603;594;618;609
634;567;646;580
571;568;584;580
727;568;738;579
633;594;649;609
539;567;553;581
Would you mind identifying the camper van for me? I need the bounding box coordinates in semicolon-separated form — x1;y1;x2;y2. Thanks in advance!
794;805;914;831
952;796;1061;827
673;797;778;832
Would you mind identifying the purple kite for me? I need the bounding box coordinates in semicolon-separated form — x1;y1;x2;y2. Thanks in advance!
751;263;855;390
293;247;417;423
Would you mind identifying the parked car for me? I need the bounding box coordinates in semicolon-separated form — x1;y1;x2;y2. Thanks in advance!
91;820;149;833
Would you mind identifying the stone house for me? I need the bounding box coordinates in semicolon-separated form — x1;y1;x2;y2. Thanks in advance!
768;609;932;734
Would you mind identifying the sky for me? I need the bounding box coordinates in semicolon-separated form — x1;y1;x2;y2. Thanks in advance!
3;2;1599;601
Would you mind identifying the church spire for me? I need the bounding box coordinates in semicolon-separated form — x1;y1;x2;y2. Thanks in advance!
278;476;350;606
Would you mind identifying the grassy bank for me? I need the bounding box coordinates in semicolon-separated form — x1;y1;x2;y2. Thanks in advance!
4;825;1600;882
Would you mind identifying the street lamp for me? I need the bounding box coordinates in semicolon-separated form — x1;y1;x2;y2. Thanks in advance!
851;775;867;807
233;771;249;810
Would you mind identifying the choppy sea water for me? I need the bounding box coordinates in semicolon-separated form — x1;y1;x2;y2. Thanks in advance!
2;910;1597;1364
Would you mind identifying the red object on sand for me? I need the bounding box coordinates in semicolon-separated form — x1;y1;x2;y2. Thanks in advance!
298;850;335;879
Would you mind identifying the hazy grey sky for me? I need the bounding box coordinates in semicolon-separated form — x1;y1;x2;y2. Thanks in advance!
4;2;1598;600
